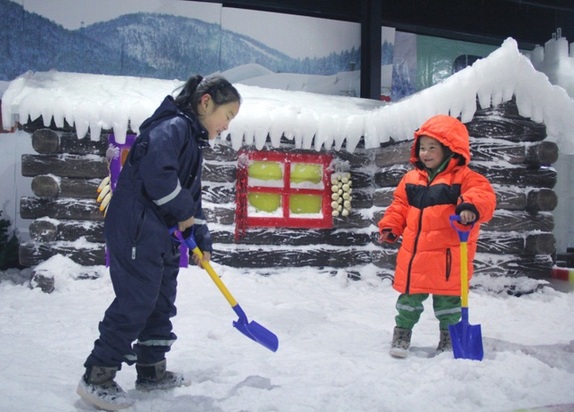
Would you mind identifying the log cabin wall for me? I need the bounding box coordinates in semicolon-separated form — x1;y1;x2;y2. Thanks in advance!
18;98;559;279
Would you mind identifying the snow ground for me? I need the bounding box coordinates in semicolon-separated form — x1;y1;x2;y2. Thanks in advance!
0;256;573;412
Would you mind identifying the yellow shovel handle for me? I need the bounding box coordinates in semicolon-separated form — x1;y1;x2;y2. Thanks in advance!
190;246;239;307
460;240;469;308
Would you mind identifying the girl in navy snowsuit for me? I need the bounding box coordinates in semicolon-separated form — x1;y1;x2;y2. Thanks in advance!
78;75;241;411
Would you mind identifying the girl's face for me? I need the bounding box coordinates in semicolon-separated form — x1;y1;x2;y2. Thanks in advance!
198;94;240;140
418;135;447;170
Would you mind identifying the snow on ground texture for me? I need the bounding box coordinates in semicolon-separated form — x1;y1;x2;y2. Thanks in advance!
0;256;573;412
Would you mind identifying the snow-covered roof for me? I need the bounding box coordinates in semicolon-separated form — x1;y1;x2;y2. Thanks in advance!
2;38;574;154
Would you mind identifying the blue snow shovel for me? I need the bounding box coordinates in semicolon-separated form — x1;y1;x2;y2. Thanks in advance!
448;215;484;361
171;228;279;352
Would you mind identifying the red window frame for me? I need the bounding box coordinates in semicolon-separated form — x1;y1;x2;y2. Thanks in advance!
235;150;333;237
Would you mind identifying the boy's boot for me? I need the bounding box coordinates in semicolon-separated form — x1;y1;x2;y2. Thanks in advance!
135;359;191;391
76;365;133;411
389;326;412;358
436;329;452;354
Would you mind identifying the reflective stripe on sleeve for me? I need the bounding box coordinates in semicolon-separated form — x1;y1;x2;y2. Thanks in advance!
137;338;176;347
153;182;182;206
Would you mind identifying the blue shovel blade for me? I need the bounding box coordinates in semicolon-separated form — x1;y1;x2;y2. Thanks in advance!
449;321;484;361
234;319;279;352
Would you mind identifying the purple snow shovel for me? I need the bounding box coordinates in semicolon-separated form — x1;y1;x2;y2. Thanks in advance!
448;215;483;361
171;228;279;352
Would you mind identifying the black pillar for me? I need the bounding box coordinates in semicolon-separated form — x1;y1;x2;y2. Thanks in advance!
360;0;382;100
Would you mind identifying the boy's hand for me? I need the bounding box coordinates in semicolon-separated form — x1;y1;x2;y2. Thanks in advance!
379;228;398;243
458;210;476;225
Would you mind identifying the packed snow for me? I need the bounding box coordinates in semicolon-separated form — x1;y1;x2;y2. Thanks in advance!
0;256;573;412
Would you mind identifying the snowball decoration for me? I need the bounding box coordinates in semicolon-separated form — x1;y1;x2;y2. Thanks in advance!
330;172;352;217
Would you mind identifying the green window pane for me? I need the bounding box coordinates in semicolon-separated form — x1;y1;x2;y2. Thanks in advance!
290;194;322;214
291;163;322;184
248;193;281;212
248;161;283;181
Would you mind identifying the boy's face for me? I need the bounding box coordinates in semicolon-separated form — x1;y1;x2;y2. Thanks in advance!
418;135;447;170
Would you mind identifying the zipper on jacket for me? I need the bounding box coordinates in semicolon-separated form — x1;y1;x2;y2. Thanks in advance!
131;208;146;260
445;248;452;281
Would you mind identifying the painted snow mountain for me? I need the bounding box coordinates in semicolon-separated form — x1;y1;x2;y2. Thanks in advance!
0;0;360;81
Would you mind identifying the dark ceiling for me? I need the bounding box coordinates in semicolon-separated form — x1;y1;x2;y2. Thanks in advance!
195;0;574;50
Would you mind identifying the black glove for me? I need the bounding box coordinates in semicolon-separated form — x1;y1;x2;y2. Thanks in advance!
379;228;398;243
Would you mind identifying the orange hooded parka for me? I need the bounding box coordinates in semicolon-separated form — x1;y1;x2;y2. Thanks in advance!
378;115;496;296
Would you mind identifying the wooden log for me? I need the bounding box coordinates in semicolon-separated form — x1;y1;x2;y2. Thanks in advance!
202;184;236;204
202;206;236;226
333;210;372;229
31;129;60;154
477;232;524;254
526;188;558;213
373;164;410;188
524;233;555;255
335;148;375;168
20;197;104;221
371;248;553;279
469;139;558;166
371;229;553;255
22;154;108;178
212;246;372;268
211;227;372;247
375;141;411;167
19;240;105;267
483;210;554;232
31;128;107;155
473;253;553;278
471;163;557;188
466;107;547;142
202;162;236;183
29;219;105;243
373;187;395;208
494;184;527;210
29;219;58;242
31;175;101;199
203;143;238;162
525;141;559;166
59;133;108;156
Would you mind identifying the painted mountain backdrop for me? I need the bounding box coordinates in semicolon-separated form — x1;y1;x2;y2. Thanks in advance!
0;0;361;81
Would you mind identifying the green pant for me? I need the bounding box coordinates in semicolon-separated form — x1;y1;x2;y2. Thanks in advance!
395;293;461;330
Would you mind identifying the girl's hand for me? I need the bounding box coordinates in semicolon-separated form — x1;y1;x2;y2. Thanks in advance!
178;216;195;232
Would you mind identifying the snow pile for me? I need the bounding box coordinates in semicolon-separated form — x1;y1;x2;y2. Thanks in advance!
0;255;573;411
3;38;574;154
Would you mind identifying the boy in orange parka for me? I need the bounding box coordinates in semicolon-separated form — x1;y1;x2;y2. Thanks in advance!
378;115;496;358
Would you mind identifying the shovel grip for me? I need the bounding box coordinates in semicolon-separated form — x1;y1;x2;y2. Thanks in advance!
450;215;472;308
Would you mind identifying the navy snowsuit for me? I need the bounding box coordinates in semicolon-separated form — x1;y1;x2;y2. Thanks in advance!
85;96;212;369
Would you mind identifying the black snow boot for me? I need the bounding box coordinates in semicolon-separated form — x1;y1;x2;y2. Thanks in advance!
436;329;453;354
135;359;190;391
76;365;133;411
389;326;412;358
